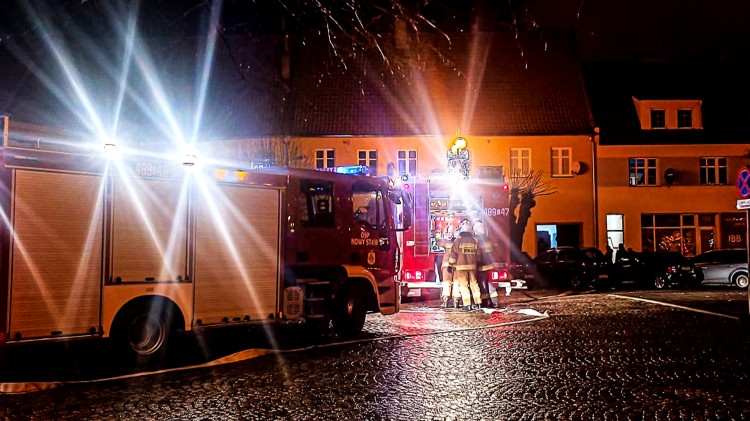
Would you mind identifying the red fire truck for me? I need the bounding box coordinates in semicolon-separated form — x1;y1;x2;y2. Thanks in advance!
399;166;525;299
0;117;411;365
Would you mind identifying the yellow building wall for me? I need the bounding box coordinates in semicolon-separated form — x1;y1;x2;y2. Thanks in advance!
295;134;596;257
596;142;748;253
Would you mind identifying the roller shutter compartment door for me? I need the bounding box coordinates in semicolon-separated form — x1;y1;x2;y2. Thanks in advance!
10;170;104;339
111;177;188;283
194;185;281;324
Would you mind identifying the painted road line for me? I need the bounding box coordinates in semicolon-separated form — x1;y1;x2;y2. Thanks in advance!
611;294;740;321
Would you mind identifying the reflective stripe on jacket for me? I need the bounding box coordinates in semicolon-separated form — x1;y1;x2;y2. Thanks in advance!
448;232;481;271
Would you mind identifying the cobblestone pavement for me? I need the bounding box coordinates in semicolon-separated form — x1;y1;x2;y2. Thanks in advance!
0;290;749;420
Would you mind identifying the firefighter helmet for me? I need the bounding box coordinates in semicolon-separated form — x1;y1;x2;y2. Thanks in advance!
473;221;486;237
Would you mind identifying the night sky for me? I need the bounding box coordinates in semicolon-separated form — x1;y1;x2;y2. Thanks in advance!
2;0;750;61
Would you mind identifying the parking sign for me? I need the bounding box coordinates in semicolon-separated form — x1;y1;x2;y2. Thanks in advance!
737;168;750;198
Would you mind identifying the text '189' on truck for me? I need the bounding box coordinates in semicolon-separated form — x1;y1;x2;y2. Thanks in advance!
0;118;412;367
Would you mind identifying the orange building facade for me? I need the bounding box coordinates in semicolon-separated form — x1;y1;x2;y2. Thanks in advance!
215;133;598;257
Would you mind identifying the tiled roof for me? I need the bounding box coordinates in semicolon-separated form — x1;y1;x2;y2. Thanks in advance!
289;31;594;136
583;58;750;145
1;31;593;141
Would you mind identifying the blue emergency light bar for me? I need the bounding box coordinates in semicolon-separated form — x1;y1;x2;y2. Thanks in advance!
334;165;371;175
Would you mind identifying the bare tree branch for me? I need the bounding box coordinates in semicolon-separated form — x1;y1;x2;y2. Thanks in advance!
507;168;558;197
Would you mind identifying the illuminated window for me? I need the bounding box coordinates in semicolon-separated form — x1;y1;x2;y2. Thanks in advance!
641;213;702;256
397;149;417;177
551;147;572;177
606;214;624;251
677;109;693;128
699;157;727;185
629;158;657;186
358;150;378;176
315;149;335;169
510;148;531;175
650;109;665;128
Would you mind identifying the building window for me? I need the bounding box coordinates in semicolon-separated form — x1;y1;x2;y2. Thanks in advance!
510;148;532;176
397;149;417;177
358;150;378;176
551;147;572;177
315;149;335;169
677;109;693;128
628;158;657;186
650;109;666;128
606;214;624;253
641;213;703;256
699;157;727;185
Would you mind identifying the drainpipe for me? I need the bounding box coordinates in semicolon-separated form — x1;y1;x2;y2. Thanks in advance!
2;114;8;147
591;127;600;248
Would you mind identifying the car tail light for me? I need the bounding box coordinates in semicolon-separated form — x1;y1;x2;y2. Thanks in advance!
667;265;678;273
491;269;510;281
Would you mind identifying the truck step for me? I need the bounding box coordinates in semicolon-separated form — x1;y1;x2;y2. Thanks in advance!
298;278;330;286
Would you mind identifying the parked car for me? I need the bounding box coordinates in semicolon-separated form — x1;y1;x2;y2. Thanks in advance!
531;246;610;290
509;251;534;282
601;251;700;290
691;249;749;288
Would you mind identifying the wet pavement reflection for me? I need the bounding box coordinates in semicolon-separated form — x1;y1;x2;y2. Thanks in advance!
0;289;748;420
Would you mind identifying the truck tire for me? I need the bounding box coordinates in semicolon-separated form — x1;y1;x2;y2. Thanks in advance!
332;284;367;337
112;300;175;368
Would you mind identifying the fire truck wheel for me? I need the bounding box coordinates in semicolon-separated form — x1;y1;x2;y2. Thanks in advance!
113;301;175;366
332;284;367;337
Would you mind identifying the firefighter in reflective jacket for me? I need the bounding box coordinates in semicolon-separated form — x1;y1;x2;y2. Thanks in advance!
473;221;496;308
448;220;483;310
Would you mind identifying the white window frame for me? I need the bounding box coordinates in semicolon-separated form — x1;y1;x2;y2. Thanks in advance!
315;149;335;169
699;157;727;185
510;148;532;176
629;157;658;186
650;109;666;129
358;149;378;176
397;149;417;177
677;109;693;128
551;147;572;177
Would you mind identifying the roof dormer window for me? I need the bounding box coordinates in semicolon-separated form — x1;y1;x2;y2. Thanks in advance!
633;97;703;130
677;109;693;128
650;109;666;129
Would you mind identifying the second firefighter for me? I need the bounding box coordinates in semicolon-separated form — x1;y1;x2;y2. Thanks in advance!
448;220;483;310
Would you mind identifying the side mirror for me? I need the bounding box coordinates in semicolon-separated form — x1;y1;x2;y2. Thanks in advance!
388;187;413;231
